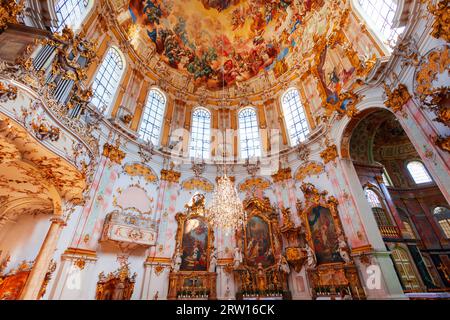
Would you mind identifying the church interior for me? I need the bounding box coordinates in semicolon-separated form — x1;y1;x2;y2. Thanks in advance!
0;0;449;300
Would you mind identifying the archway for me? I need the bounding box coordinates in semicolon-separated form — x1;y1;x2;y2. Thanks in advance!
341;108;450;295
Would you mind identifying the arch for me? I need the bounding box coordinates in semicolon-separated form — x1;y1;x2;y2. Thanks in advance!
351;0;405;50
237;106;261;159
91;46;125;113
280;87;310;146
406;160;433;184
189;107;211;159
432;206;450;238
138;87;167;146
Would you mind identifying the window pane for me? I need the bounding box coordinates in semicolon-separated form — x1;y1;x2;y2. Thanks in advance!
238;107;261;159
53;0;90;32
356;0;405;49
282;88;310;146
91;47;124;113
138;89;166;146
406;161;432;184
189;108;211;159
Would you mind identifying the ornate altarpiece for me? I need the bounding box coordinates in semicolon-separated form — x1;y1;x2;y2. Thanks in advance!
297;183;366;299
234;197;291;300
167;194;217;300
95;264;136;300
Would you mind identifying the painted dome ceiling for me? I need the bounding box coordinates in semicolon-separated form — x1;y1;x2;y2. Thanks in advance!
128;0;330;90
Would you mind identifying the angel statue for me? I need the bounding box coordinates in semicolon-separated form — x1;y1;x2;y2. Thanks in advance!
208;249;217;273
337;234;351;263
305;243;317;269
278;255;290;274
172;247;182;272
233;247;243;269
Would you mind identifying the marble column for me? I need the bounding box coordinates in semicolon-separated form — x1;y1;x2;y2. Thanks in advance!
20;217;66;300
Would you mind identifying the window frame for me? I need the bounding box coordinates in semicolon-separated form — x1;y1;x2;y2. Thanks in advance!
364;187;394;227
432;206;450;239
351;0;405;51
189;107;212;160
52;0;92;32
138;87;167;146
90;46;125;114
237;106;262;159
280;87;310;147
406;160;433;185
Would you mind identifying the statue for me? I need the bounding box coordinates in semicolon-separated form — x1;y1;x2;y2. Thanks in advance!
337;234;351;263
257;263;266;292
233;247;243;269
305;243;317;268
173;247;182;272
208;249;217;273
278;255;290;274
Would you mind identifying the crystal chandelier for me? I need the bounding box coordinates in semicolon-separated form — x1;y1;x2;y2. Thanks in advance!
207;174;246;232
206;28;246;233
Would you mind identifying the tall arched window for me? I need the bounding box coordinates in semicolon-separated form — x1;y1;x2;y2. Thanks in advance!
281;88;310;146
189;108;211;159
391;247;422;292
365;189;392;227
138;89;166;145
91;47;124;113
53;0;91;32
238;107;261;159
353;0;405;48
406;161;433;184
433;206;450;239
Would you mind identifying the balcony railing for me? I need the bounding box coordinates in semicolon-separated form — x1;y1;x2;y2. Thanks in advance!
379;225;402;239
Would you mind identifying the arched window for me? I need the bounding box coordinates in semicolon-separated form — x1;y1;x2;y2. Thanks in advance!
406;161;433;184
365;189;392;227
433;206;450;238
53;0;91;32
281;88;310;146
397;207;416;239
238;107;261;159
391;247;422;292
138;89;166;146
189;108;211;159
353;0;405;49
91;47;124;113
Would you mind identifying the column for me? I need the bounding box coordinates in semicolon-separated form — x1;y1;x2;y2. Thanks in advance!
20;217;66;300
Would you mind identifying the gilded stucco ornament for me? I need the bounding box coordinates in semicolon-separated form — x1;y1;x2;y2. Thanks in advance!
320;143;338;164
160;162;181;183
102;139;126;165
0;81;17;101
295;162;325;181
435;135;450;153
123;163;158;183
238;176;271;193
0;0;23;33
383;83;411;113
427;0;450;42
271;167;292;183
181;177;214;193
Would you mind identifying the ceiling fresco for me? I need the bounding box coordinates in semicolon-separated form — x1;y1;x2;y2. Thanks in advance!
128;0;328;89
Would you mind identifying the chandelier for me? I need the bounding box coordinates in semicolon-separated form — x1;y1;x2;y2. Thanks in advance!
206;26;246;233
207;174;246;232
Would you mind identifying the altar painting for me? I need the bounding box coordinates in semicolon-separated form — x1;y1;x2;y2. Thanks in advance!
245;216;275;268
181;218;208;271
307;206;343;264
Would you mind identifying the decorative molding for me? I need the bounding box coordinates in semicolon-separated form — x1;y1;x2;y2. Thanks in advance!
294;162;324;181
383;83;411;113
320;144;338;164
271;167;292;183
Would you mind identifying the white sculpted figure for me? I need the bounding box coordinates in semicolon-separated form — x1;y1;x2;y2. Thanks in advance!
209;249;217;273
338;235;351;263
233;247;243;268
305;243;317;268
279;255;290;274
173;248;182;272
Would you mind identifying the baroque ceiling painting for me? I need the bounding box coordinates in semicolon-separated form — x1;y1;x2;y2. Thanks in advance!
129;0;327;89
